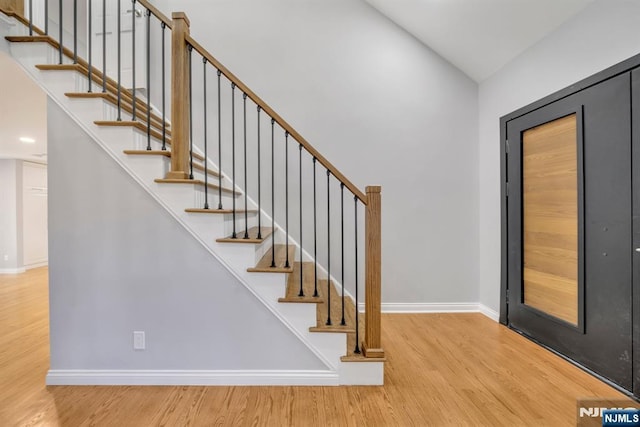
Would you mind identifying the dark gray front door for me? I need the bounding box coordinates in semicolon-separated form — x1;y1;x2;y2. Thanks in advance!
506;72;633;392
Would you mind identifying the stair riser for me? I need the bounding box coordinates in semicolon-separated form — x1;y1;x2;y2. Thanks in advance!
338;363;384;386
268;301;346;369
9;40;73;68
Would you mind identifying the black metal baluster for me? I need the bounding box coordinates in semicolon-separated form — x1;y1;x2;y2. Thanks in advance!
116;0;122;121
87;0;92;93
354;196;361;354
284;132;290;268
298;144;304;297
340;183;346;326
102;0;107;93
270;118;276;268
131;0;136;120
217;70;223;210
73;0;77;63
145;9;151;149
257;106;262;239
188;45;194;179
28;0;32;35
160;22;166;149
202;58;209;209
58;0;62;64
313;157;318;297
243;93;249;239
231;83;237;239
44;0;48;35
326;170;332;326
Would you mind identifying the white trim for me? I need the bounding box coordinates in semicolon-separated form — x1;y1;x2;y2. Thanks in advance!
46;369;339;386
0;267;26;274
478;304;500;322
25;260;48;270
378;302;481;313
354;302;500;322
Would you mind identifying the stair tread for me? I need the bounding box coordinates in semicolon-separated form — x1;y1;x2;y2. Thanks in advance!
154;178;237;195
248;244;295;273
340;354;386;363
123;150;214;174
217;227;273;243
312;279;357;333
33;62;155;118
66;92;169;132
124;150;171;157
94;120;172;144
185;208;257;214
278;262;325;304
5;35;49;42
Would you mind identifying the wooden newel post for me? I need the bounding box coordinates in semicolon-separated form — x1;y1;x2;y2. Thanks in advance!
0;0;24;14
363;185;385;358
166;12;190;179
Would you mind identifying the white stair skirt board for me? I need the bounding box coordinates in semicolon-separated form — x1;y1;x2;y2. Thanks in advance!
1;16;384;385
46;370;340;386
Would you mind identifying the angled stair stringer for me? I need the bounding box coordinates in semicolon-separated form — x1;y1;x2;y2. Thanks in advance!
0;15;383;385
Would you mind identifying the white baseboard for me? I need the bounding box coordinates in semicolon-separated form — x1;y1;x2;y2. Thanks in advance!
25;261;48;270
478;304;500;322
46;369;339;386
356;302;500;322
379;302;480;313
0;267;26;274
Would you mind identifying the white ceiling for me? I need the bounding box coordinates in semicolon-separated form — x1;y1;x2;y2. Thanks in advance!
365;0;596;82
0;51;47;164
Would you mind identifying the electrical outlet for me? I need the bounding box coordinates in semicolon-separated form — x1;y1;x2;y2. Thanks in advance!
133;331;145;350
3;255;8;261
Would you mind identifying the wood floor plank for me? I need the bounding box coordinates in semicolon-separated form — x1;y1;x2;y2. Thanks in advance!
0;267;630;426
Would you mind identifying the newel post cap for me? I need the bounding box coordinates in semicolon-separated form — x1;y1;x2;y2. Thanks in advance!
172;11;190;27
366;185;382;194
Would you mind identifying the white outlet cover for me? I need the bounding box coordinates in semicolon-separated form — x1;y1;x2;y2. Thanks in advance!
133;331;145;350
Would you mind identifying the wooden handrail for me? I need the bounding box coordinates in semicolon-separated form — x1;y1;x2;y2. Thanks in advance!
185;34;368;204
137;0;173;29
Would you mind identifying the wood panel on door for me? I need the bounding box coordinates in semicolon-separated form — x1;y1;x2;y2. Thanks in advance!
522;114;578;325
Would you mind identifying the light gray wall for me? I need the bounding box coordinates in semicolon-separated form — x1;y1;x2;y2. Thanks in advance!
0;159;23;272
151;0;480;304
478;0;640;313
47;99;325;370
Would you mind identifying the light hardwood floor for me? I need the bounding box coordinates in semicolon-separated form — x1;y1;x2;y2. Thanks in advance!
0;267;628;426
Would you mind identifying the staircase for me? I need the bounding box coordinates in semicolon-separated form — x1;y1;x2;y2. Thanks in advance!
0;1;384;385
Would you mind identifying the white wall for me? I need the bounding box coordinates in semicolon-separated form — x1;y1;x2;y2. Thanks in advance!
151;0;480;305
478;0;640;313
47;99;326;371
0;159;23;273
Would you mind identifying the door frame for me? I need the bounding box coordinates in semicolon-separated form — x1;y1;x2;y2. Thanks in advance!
500;52;640;397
